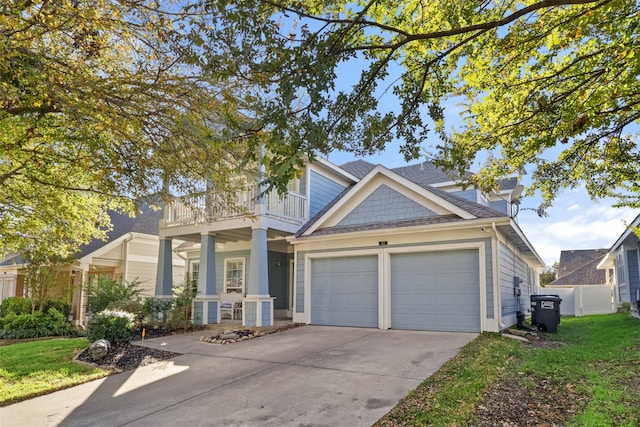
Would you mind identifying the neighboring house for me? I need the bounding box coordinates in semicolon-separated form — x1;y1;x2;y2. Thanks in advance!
0;256;26;304
157;158;545;332
0;205;186;326
545;249;616;317
598;213;640;318
548;249;608;286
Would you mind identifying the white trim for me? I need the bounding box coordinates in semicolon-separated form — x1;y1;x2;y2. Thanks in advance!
304;248;382;325
303;242;488;332
79;232;158;264
301;165;477;237
289;218;510;246
223;257;246;295
312;156;360;184
288;259;295;316
383;242;487;332
491;226;502;331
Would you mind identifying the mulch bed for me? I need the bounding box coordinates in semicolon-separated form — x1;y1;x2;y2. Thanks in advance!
75;323;304;372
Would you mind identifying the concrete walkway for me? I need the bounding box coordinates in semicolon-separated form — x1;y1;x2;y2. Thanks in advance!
1;326;476;427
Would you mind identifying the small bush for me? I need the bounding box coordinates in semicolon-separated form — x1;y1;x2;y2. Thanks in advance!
0;308;72;339
143;297;172;323
0;297;33;318
42;298;72;319
165;280;197;329
87;276;143;314
87;310;135;345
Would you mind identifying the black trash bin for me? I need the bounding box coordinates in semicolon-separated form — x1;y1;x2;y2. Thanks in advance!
530;295;562;333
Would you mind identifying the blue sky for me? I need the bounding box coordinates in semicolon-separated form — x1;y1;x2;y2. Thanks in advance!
327;146;637;267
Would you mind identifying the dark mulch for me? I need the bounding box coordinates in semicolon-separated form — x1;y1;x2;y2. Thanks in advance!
75;342;181;373
74;327;193;372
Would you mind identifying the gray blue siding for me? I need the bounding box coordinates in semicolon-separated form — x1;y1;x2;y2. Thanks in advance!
489;200;509;215
309;170;346;218
261;301;272;325
245;301;257;326
296;254;305;313
499;242;531;317
337;184;437;226
452;189;478;203
207;301;218;324
296;237;494;321
193;301;203;325
268;251;289;309
628;249;639;304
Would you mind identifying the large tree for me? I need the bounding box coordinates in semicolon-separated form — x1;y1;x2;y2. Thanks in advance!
3;0;639;260
194;0;640;211
1;1;252;257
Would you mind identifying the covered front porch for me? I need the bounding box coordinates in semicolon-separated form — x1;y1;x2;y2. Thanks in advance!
155;224;295;328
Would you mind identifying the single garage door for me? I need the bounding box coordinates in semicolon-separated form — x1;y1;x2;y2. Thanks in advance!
310;255;378;327
391;249;480;332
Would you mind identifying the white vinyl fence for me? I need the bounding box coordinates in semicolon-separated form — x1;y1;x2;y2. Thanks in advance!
541;284;616;317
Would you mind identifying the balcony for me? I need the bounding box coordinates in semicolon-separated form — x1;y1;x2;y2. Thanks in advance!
162;185;307;228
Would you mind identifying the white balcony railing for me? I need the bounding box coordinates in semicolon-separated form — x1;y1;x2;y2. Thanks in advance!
162;185;307;227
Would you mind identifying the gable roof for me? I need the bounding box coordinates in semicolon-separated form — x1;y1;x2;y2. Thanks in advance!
339;160;377;179
597;212;640;269
0;254;23;267
75;204;161;258
296;164;507;238
557;249;608;279
549;249;608;286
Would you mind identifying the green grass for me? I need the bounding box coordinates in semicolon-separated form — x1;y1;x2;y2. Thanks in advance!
376;313;640;426
0;338;108;406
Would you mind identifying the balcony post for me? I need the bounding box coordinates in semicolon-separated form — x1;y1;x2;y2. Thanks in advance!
198;233;217;296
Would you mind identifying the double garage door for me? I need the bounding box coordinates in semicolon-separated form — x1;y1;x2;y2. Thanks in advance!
310;249;481;332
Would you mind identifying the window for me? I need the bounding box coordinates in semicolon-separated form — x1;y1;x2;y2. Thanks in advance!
189;261;200;288
224;258;245;294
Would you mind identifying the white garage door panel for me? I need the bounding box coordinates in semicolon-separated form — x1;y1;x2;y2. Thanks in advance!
310;256;378;328
391;250;480;332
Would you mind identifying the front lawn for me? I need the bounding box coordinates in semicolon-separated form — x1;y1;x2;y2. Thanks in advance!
376;313;640;426
0;338;108;406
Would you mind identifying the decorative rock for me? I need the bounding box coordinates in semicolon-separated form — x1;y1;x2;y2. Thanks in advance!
220;332;240;340
89;339;111;361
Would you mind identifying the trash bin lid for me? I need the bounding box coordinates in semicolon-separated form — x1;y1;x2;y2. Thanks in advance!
531;294;562;302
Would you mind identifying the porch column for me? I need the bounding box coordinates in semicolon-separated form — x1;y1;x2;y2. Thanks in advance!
245;226;274;326
193;233;219;325
155;237;173;297
198;233;217;296
78;264;89;327
248;226;269;296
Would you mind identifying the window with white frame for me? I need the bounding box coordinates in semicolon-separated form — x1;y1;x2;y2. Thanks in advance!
224;258;245;294
189;260;200;288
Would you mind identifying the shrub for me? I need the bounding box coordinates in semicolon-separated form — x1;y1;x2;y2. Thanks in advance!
87;310;135;345
143;297;172;323
165;279;197;329
0;297;33;318
42;298;72;319
87;276;143;314
0;308;72;339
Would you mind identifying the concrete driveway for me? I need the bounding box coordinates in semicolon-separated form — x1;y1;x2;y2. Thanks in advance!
1;326;476;427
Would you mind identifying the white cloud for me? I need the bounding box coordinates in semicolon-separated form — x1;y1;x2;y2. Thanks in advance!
518;194;637;266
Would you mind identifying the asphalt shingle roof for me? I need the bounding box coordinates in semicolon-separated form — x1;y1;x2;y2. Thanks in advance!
296;162;508;238
548;249;608;286
75;204;161;258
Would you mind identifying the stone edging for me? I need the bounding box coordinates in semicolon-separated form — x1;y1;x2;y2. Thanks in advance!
199;323;303;345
